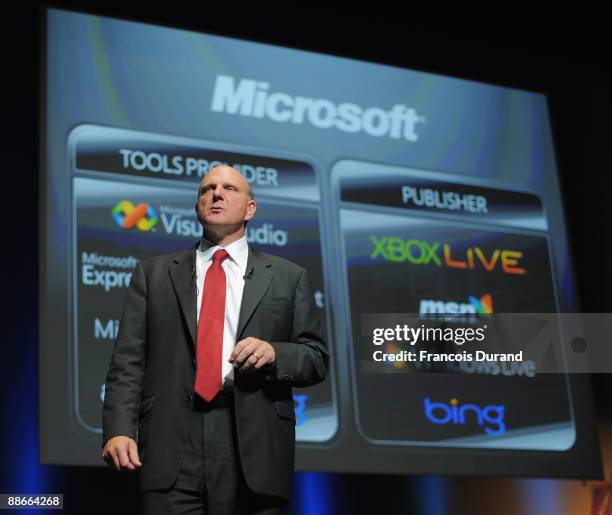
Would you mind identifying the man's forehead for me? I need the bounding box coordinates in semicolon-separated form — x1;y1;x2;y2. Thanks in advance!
201;166;245;185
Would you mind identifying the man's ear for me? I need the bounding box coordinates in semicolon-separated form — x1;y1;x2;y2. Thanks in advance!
245;199;256;221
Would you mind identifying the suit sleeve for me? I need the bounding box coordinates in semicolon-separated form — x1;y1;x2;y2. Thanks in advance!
101;260;147;447
266;268;329;387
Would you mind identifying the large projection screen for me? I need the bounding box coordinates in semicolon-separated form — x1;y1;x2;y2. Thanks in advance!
40;7;602;478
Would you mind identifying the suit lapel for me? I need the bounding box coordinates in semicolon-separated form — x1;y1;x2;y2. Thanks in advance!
168;244;198;352
236;244;273;340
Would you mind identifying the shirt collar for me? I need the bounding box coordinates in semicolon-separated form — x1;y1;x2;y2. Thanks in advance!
198;233;249;270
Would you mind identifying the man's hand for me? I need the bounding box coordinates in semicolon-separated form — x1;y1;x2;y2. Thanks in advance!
102;436;142;471
229;337;275;374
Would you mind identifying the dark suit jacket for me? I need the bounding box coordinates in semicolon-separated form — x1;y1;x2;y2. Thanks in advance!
102;241;329;501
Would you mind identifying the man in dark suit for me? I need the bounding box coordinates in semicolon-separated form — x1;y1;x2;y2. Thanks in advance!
102;165;329;514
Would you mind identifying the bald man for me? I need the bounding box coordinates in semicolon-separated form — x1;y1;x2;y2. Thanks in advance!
102;165;328;514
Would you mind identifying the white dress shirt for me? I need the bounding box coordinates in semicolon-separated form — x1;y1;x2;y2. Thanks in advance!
196;234;249;387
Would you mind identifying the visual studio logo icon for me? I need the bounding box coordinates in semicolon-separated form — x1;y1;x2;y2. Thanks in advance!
424;397;506;436
112;200;158;231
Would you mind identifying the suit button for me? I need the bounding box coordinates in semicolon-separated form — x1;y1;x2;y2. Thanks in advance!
185;393;193;402
191;358;196;369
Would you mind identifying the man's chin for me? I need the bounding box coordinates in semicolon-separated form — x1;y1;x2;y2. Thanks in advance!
203;221;243;232
202;213;228;224
203;218;229;226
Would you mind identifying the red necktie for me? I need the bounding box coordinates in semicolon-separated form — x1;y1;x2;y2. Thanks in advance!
195;248;230;401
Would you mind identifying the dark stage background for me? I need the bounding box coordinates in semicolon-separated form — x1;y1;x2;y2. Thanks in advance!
2;4;611;514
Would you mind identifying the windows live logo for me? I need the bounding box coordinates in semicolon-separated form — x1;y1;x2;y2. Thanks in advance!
424;397;506;436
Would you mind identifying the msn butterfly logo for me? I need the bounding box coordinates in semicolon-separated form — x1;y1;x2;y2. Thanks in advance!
112;200;159;231
468;293;493;314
